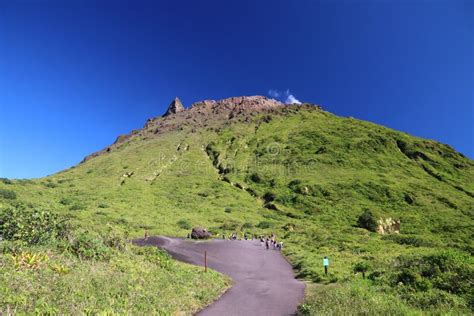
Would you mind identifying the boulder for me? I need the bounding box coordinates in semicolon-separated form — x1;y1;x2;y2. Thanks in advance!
191;227;212;239
376;218;400;235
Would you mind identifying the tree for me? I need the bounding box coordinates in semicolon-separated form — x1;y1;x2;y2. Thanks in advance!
357;210;378;232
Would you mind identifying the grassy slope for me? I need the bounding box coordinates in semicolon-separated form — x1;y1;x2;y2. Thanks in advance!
1;243;229;314
1;106;473;314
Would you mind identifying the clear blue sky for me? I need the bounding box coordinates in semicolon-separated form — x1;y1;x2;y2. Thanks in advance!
0;0;473;178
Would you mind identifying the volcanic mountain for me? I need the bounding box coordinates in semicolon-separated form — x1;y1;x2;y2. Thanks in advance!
1;95;473;313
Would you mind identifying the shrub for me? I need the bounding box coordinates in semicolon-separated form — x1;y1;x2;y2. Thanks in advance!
69;204;85;211
44;182;57;188
103;225;128;250
392;251;474;308
257;221;274;229
0;189;16;200
98;203;109;208
242;222;253;229
357;210;378;232
224;207;232;213
383;234;438;247
0;206;69;244
132;246;173;270
0;178;12;184
353;261;371;278
177;219;191;230
220;221;240;231
262;192;276;203
68;230;110;260
288;179;302;188
59;197;73;205
249;173;262;183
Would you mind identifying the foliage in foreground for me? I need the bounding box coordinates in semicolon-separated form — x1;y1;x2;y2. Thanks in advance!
298;250;474;315
0;206;230;314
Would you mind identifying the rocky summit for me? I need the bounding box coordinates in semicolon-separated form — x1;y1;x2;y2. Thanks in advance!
82;96;306;162
163;97;185;116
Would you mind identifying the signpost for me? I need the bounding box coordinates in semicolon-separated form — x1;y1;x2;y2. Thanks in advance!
323;256;329;275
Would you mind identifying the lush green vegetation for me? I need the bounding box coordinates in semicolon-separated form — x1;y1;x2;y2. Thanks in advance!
1;105;472;314
0;206;230;314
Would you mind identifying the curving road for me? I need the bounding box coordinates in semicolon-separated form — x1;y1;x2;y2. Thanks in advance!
133;236;305;316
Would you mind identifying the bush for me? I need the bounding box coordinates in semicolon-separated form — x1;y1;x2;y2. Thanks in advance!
242;222;253;229
0;206;69;244
44;182;57;188
249;173;262;183
383;234;438;247
0;189;16;200
392;251;474;309
257;221;274;229
68;230;110;260
177;219;191;230
59;197;73;205
98;203;109;208
353;261;371;278
69;204;85;211
103;226;128;251
0;178;12;185
357;210;378;232
262;192;276;203
132;246;173;270
220;221;240;231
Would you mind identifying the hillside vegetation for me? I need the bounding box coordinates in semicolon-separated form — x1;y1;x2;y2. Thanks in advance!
1;96;473;314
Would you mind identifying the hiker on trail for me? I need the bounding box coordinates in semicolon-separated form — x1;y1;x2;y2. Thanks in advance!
244;232;248;240
144;230;148;240
265;238;270;250
279;241;283;250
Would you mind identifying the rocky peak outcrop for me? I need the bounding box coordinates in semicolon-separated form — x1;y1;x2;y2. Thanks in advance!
190;95;283;112
163;97;185;116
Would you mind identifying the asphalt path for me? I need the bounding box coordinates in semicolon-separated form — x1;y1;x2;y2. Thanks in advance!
133;236;305;316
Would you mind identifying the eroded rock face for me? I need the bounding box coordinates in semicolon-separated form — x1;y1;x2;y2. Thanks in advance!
163;97;185;116
191;227;212;239
376;218;400;234
190;96;283;113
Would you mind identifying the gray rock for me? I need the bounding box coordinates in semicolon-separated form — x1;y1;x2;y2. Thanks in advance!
191;227;212;239
163;97;185;116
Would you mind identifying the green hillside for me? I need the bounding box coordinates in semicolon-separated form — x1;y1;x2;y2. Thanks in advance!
1;96;473;314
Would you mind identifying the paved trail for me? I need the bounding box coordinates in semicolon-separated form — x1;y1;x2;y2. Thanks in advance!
134;236;305;316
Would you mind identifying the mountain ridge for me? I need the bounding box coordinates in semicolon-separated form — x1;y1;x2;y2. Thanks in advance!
82;95;320;163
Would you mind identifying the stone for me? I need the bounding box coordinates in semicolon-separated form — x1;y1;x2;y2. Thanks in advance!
163;97;185;116
376;217;400;235
191;227;212;239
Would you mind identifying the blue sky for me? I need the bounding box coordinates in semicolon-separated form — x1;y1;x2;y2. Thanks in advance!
0;0;473;178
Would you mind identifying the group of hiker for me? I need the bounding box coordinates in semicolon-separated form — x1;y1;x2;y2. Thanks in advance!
224;232;283;250
260;234;283;250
